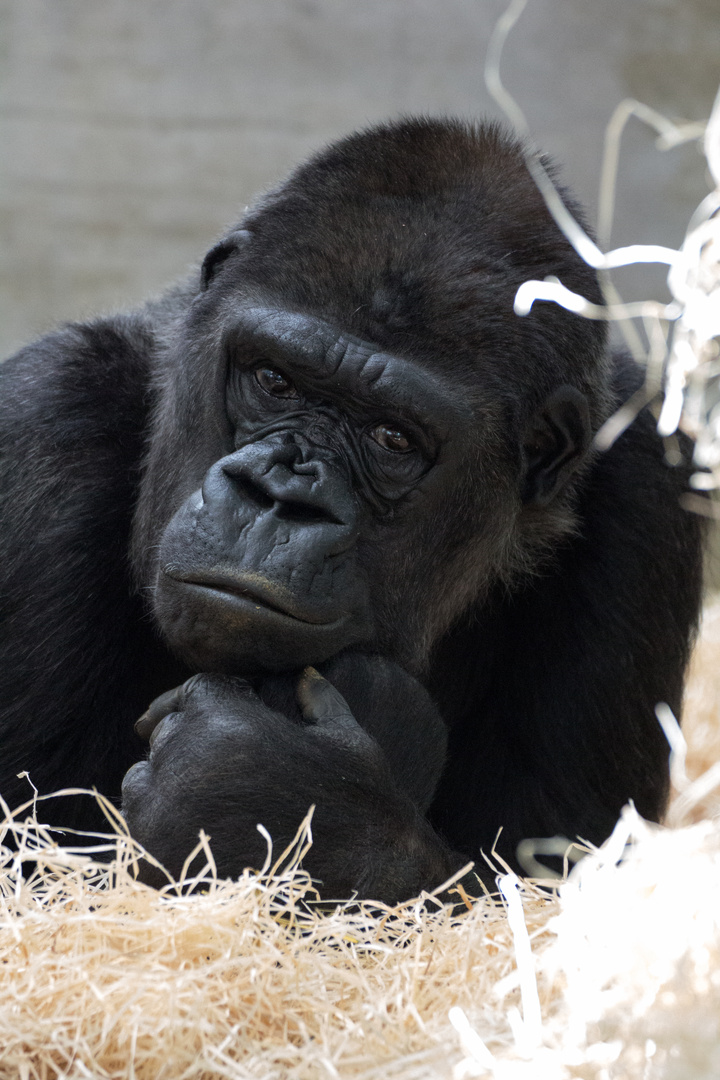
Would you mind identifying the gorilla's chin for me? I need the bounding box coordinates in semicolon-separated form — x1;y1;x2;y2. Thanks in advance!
154;572;368;674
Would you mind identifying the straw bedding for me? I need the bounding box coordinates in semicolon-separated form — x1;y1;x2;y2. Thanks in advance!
1;604;719;1079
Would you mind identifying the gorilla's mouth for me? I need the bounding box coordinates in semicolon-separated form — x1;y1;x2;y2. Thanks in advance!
163;568;338;626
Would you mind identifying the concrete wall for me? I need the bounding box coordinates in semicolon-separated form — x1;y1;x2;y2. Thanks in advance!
1;0;718;357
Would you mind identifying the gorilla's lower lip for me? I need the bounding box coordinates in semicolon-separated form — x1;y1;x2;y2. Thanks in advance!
164;569;340;626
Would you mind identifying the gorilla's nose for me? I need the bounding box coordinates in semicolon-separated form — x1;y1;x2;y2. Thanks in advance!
202;441;357;529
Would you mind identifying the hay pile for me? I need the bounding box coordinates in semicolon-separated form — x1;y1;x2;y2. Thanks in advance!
1;605;719;1079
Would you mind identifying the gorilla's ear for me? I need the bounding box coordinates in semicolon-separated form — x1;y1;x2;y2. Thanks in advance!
521;386;591;506
200;229;252;291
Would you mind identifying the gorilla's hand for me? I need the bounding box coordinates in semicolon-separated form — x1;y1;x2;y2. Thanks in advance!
260;652;449;813
121;666;457;902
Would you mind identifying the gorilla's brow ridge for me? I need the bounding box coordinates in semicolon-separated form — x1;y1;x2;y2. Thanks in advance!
226;305;472;439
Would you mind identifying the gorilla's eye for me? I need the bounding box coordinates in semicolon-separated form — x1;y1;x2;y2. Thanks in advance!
254;366;299;399
369;424;414;453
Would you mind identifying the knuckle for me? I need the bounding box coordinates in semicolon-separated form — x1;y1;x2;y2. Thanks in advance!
181;672;211;700
120;761;150;803
148;713;180;751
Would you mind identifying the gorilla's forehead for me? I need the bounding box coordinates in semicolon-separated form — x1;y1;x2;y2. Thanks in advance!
223;305;476;432
237;207;519;365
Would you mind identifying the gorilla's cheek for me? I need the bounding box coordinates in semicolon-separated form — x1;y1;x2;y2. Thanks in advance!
151;490;373;673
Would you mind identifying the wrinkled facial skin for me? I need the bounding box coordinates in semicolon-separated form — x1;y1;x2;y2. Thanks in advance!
152;305;503;676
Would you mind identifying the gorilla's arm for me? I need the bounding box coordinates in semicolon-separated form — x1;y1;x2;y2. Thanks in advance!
0;321;185;828
429;365;704;868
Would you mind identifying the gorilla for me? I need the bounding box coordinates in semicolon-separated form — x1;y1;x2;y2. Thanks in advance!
0;118;704;902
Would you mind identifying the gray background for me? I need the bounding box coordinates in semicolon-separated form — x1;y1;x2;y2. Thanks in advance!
1;0;719;359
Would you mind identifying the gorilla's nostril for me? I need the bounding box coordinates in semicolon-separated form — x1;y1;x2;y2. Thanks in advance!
229;473;275;509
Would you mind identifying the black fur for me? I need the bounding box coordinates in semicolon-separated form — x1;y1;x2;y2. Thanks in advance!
0;119;703;901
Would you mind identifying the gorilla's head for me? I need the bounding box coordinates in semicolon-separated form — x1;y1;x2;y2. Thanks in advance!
134;118;609;676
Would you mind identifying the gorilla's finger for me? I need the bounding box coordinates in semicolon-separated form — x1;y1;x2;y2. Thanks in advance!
135;686;184;741
296;666;357;727
148;712;181;750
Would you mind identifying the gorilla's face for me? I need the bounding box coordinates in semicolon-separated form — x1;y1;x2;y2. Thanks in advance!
152;304;508;676
140;119;603;679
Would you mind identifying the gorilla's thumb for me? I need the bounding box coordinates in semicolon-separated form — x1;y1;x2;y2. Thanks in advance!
296;666;357;728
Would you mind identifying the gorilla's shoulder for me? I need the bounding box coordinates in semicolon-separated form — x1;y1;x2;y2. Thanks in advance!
0;279;194;431
0;314;163;506
3;312;147;407
0;294;192;460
